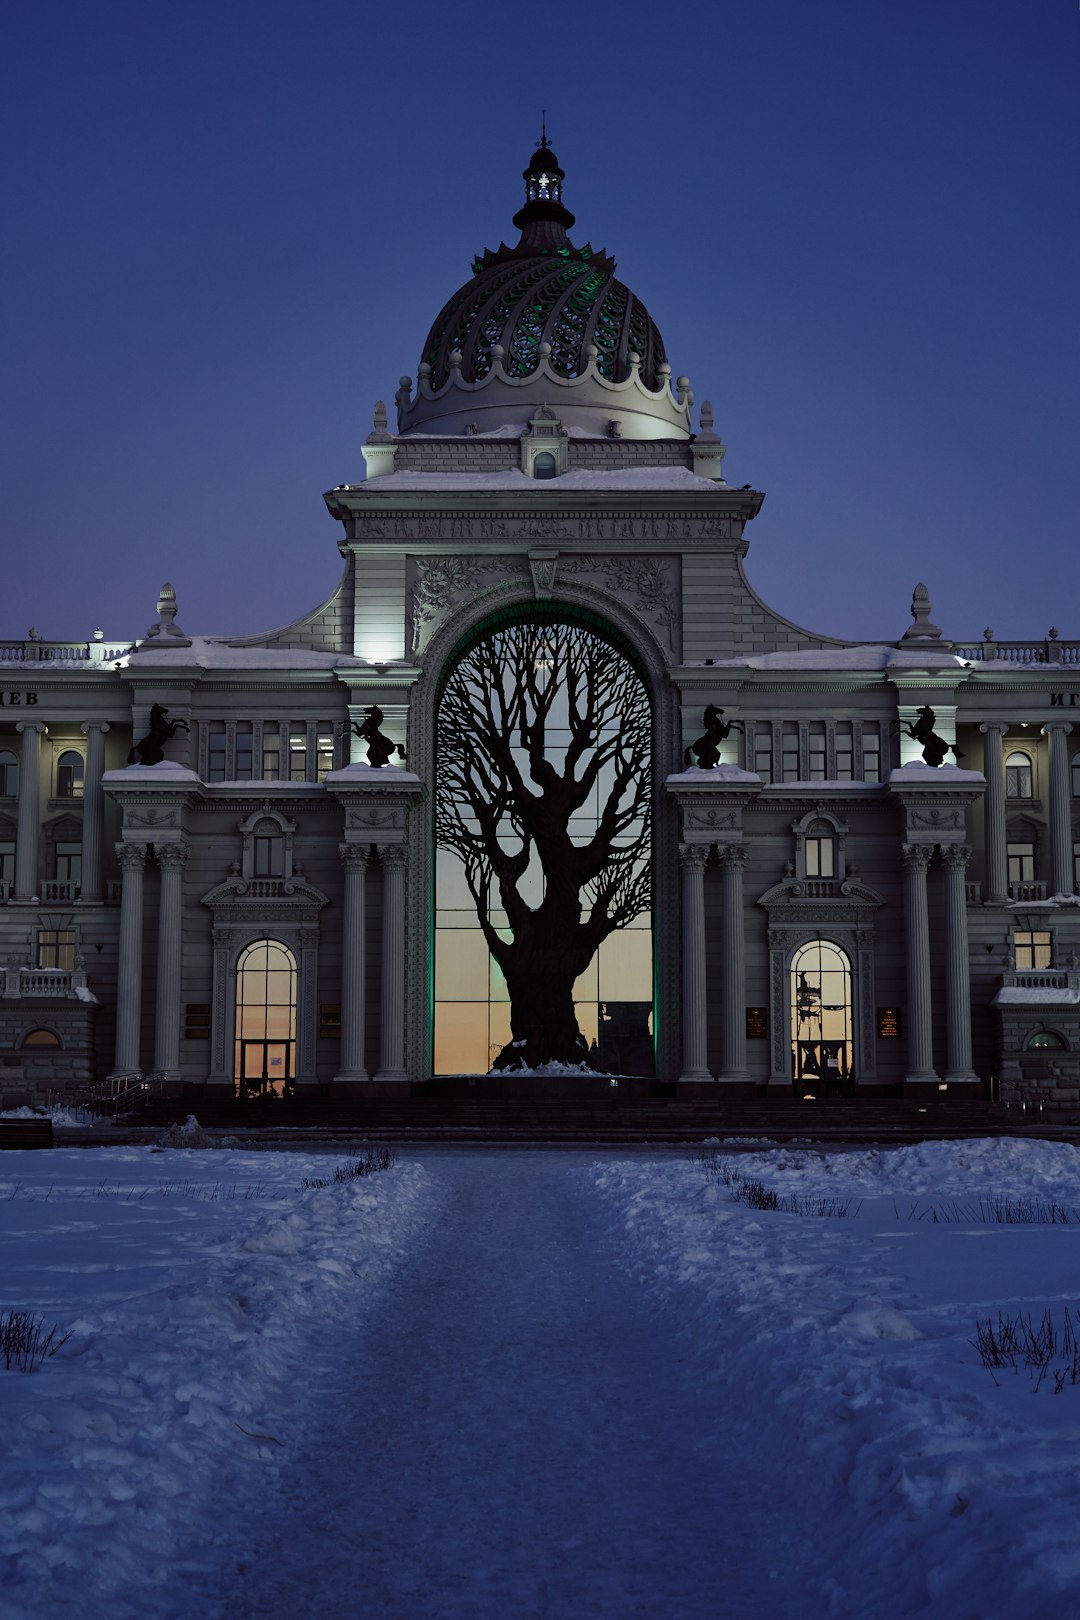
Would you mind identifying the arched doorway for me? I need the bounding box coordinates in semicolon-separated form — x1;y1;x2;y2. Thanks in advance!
433;608;654;1076
790;939;853;1096
234;939;297;1098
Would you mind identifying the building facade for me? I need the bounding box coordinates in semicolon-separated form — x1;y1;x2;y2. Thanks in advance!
3;141;1079;1110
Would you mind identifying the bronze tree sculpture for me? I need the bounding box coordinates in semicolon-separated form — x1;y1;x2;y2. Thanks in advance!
436;617;651;1071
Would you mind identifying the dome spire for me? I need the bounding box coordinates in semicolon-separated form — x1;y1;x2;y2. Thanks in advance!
513;126;576;239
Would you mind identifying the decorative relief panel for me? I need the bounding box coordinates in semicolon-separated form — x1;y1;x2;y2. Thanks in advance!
560;556;678;648
410;557;528;654
361;512;742;543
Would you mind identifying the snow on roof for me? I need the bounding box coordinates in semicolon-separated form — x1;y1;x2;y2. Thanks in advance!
993;986;1080;1005
701;646;971;672
128;638;367;670
889;763;987;786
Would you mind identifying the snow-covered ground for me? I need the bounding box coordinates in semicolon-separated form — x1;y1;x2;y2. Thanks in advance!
2;1136;1080;1618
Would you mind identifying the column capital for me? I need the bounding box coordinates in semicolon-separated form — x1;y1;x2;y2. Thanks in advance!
978;721;1007;736
1042;719;1073;735
717;843;749;871
339;842;371;872
377;842;407;869
80;721;112;737
15;720;47;736
939;843;972;871
116;842;147;872
901;843;933;873
678;843;709;872
156;841;188;871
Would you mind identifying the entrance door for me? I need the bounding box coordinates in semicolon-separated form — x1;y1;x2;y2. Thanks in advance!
239;1039;293;1099
234;939;297;1099
790;939;854;1097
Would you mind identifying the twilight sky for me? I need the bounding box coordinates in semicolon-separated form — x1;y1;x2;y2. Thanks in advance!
3;0;1077;646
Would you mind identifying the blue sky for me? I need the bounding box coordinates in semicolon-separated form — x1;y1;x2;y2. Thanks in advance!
3;0;1077;643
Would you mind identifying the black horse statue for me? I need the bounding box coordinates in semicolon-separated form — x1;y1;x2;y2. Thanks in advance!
352;705;405;768
685;705;741;769
905;705;962;768
128;704;189;766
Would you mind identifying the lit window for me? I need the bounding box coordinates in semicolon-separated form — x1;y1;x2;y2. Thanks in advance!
316;725;335;783
1014;930;1052;970
235;724;254;782
861;723;881;783
22;1028;61;1048
781;723;799;783
1007;842;1035;883
1026;1030;1066;1050
289;724;308;782
56;751;84;798
834;723;854;782
261;723;281;781
37;929;75;970
1005;752;1033;798
753;727;773;783
207;723;227;783
0;751;17;796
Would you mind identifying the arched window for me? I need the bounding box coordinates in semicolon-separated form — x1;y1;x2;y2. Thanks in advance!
0;751;17;797
803;819;835;879
1005;751;1033;798
434;612;652;1076
532;451;557;480
234;939;296;1098
790;939;853;1095
21;1028;61;1048
1026;1030;1066;1051
56;751;84;798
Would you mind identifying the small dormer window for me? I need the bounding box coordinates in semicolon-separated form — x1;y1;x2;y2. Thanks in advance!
533;451;557;480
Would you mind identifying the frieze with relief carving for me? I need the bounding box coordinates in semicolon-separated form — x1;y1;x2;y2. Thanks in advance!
358;512;741;544
410;557;528;654
560;555;678;647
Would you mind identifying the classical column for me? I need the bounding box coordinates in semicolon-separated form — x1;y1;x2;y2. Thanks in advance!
940;844;978;1083
1043;721;1073;896
718;844;750;1082
113;842;147;1076
336;844;370;1084
901;843;938;1082
77;722;110;904
13;721;46;902
678;844;711;1082
375;844;407;1082
980;723;1008;903
153;842;187;1078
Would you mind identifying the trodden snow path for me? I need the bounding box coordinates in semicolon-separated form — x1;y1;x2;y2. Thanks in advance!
195;1152;814;1620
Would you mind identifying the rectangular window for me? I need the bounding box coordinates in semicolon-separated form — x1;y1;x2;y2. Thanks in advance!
834;723;854;781
235;724;254;782
1007;841;1035;883
1074;842;1080;895
0;842;14;883
808;722;826;782
261;723;281;781
184;1004;211;1040
1014;930;1052;970
207;722;227;783
254;832;284;877
862;723;881;783
319;1004;342;1040
781;723;799;783
753;727;773;784
37;929;76;970
805;835;835;878
316;724;335;783
56;842;82;887
289;724;308;782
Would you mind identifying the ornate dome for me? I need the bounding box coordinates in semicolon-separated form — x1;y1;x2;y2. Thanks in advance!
396;138;690;440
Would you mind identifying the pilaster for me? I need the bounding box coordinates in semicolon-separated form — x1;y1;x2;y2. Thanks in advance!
113;842;147;1077
980;723;1008;903
940;843;979;1085
153;842;188;1079
717;844;751;1086
901;843;938;1086
677;844;711;1088
1043;720;1073;897
12;721;46;902
335;844;370;1087
77;722;110;905
375;843;408;1084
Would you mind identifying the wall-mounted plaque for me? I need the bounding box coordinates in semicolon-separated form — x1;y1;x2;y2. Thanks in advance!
745;1007;768;1039
877;1007;903;1039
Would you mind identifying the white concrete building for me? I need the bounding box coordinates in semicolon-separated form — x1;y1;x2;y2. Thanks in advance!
2;140;1078;1111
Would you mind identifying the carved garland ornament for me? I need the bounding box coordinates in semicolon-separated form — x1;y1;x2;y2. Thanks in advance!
410;557;527;654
